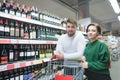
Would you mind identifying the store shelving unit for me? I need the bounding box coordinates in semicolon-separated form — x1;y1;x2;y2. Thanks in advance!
0;12;64;72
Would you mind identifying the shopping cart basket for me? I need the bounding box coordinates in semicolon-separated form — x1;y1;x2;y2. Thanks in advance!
29;60;84;80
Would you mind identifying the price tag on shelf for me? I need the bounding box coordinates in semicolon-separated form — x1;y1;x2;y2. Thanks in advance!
37;60;43;64
46;41;53;44
20;62;26;68
0;65;7;71
14;62;19;68
11;39;19;44
19;39;29;44
0;39;11;44
7;64;15;70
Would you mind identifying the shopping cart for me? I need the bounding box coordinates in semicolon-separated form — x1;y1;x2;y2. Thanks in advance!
29;60;84;80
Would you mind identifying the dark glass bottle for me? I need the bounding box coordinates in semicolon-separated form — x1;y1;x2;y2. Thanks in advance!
32;25;36;39
3;71;9;80
19;45;25;61
23;67;28;80
20;22;24;38
24;24;29;39
29;24;32;39
1;0;7;12
0;72;3;80
35;45;40;59
16;3;21;17
26;45;31;60
19;68;24;80
8;44;14;62
0;18;4;37
9;0;15;15
4;19;10;37
9;69;14;80
21;5;26;18
0;45;8;64
10;20;15;37
26;6;31;19
4;1;10;14
15;21;20;38
14;68;19;80
14;45;19;61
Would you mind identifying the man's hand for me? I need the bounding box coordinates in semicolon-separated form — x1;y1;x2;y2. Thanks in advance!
56;51;64;60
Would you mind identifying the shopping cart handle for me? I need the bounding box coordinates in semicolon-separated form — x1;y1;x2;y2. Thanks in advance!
51;54;57;60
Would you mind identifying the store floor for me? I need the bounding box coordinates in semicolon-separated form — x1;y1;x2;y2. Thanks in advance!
110;58;120;80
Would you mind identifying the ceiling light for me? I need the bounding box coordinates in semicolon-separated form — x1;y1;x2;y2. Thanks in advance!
109;0;120;14
117;16;120;21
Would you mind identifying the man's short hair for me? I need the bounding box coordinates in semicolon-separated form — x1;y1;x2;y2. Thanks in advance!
67;18;77;27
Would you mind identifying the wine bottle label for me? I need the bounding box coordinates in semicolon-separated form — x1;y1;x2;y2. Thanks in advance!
5;9;8;13
27;52;31;56
5;27;10;32
9;10;15;15
16;12;21;17
32;31;36;38
16;28;19;36
15;76;19;80
20;75;23;80
20;52;24;56
10;77;14;80
10;28;14;36
21;13;26;18
21;29;24;37
0;25;4;31
9;52;14;60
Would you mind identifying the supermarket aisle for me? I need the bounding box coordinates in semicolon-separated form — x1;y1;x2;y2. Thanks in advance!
110;59;120;80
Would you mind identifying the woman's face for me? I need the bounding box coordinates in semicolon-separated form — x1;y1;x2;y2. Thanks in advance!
87;25;99;40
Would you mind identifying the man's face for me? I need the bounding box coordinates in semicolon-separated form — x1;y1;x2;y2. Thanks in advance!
66;22;77;37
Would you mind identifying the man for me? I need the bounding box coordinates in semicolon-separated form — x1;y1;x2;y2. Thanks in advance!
55;18;86;75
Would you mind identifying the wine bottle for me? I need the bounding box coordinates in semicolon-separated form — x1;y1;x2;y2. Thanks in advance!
29;24;32;39
19;68;24;80
10;20;15;37
0;72;3;80
0;18;4;37
4;1;10;14
9;69;15;80
26;45;31;60
3;71;9;80
8;44;14;62
26;6;31;19
14;21;20;38
35;45;40;59
19;45;24;61
14;69;19;80
4;19;10;37
32;25;36;39
21;4;26;18
9;0;15;15
0;45;8;64
24;24;29;39
14;45;19;61
20;22;24;38
16;3;21;17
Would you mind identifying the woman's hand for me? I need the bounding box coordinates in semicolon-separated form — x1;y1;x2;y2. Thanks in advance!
81;56;88;69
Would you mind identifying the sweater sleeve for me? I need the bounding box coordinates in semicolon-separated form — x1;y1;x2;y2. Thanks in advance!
88;43;110;71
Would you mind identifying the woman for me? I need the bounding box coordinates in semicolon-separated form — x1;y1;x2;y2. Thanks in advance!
81;23;111;80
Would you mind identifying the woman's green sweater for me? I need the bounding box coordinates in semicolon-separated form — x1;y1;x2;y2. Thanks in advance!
84;40;110;74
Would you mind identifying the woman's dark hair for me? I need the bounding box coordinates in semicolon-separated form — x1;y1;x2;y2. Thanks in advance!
86;23;101;34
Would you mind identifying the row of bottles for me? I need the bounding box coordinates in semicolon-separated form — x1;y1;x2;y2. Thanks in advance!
0;17;65;40
0;44;56;65
0;64;45;80
0;0;66;27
